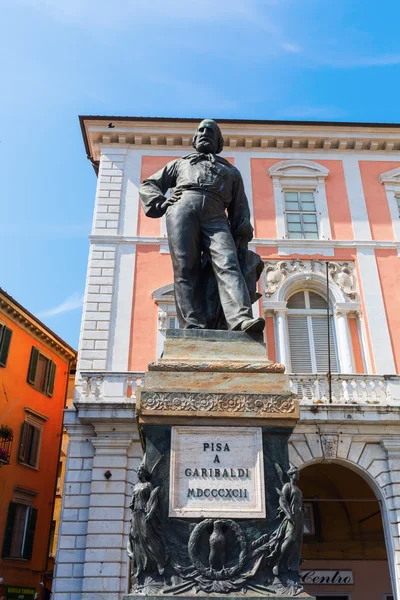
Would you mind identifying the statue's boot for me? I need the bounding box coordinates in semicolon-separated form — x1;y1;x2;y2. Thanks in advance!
236;317;265;332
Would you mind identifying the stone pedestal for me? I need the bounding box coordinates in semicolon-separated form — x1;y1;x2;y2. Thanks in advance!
129;330;313;599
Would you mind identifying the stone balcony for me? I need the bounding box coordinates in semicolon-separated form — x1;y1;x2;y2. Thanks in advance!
76;371;400;407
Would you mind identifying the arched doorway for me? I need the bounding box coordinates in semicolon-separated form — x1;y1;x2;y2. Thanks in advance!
298;462;393;600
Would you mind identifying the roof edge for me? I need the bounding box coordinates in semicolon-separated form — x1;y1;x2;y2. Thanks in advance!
0;287;77;359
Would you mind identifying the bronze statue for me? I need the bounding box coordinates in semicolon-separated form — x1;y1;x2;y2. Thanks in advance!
266;466;304;576
139;119;265;333
127;462;167;580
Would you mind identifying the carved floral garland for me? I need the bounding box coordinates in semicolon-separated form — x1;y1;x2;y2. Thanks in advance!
140;392;295;414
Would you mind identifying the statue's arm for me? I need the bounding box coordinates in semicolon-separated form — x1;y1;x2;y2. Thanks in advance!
139;160;178;218
227;170;253;242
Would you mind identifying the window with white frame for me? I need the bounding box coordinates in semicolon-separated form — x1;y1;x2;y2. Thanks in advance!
396;196;400;218
268;160;331;241
284;191;319;239
287;291;338;373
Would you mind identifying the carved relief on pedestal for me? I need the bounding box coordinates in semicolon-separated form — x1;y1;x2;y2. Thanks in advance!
140;391;296;415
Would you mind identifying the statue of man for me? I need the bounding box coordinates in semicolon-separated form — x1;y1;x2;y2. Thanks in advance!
139;119;265;333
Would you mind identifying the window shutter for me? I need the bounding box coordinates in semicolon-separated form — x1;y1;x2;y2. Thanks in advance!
2;502;17;558
46;361;56;397
27;347;39;384
0;326;12;367
29;427;41;467
312;316;338;373
19;422;29;463
23;507;37;560
288;315;313;373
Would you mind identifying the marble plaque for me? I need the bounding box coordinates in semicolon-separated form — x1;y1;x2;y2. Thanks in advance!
169;426;265;518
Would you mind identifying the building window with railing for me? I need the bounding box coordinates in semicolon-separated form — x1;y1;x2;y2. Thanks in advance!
287;290;338;373
285;191;319;239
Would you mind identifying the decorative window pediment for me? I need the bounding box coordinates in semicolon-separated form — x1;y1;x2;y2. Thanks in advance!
268;160;329;185
378;166;400;186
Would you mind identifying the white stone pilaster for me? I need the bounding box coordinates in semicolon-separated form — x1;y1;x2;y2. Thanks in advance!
315;177;332;240
233;154;254;226
275;308;290;371
356;248;396;374
334;308;354;374
342;156;372;240
81;427;140;600
380;440;400;600
271;179;286;239
108;244;137;371
52;416;95;600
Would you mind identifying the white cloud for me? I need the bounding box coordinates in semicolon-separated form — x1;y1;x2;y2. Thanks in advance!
37;292;84;318
281;42;302;53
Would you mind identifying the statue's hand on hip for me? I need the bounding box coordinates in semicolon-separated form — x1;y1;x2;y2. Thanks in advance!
161;189;182;212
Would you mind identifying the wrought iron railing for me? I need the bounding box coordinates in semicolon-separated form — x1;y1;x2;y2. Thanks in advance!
0;425;13;466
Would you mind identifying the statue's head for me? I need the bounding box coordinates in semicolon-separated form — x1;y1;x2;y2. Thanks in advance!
288;466;300;483
192;119;224;155
137;461;151;482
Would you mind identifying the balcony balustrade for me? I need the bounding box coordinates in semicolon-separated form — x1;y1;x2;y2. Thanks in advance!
76;371;400;407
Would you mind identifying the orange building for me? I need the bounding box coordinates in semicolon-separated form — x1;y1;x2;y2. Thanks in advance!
0;288;76;600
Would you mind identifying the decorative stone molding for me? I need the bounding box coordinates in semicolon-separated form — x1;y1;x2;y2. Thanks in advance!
81;117;400;163
268;159;329;184
264;262;288;297
263;259;357;301
148;360;285;373
328;262;357;300
139;391;296;416
321;434;339;459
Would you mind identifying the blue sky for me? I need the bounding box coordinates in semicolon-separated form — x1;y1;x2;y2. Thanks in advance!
2;0;400;350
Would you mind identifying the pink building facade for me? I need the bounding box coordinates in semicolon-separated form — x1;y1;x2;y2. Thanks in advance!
53;117;400;600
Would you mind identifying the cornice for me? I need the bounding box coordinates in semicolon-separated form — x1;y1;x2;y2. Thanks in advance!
81;117;400;163
0;292;77;361
89;234;400;252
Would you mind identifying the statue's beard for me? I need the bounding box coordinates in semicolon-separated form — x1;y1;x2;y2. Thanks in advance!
196;139;215;154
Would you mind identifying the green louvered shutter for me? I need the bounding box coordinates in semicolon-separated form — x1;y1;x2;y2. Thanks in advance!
19;422;30;463
46;361;56;397
2;502;17;557
28;427;41;467
27;347;39;384
23;507;37;560
0;326;12;367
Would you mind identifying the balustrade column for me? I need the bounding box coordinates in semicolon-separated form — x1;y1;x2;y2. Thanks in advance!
275;308;290;371
334;309;354;374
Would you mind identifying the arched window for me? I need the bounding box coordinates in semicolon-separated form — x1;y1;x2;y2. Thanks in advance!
287;290;338;373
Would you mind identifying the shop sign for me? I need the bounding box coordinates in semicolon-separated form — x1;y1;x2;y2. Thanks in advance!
0;585;36;599
301;570;354;585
